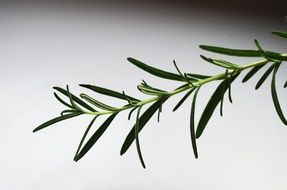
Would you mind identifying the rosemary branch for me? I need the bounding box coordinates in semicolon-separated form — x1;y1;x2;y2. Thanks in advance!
34;19;287;168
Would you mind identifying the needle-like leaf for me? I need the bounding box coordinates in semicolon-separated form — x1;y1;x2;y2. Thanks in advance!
128;107;138;120
242;64;266;83
200;55;239;69
272;31;287;39
271;63;287;125
186;73;211;80
173;60;190;82
137;85;167;96
120;97;168;155
220;95;224;116
157;98;163;122
127;57;185;81
254;39;274;62
54;86;96;112
196;74;238;138
33;112;82;132
219;70;228;116
254;40;287;61
173;88;196;112
54;92;73;108
74;113;118;161
67;85;83;111
200;45;261;57
80;93;117;111
190;87;200;158
80;84;139;102
60;110;76;116
255;64;276;90
228;70;235;103
135;106;146;168
200;45;287;60
74;116;98;160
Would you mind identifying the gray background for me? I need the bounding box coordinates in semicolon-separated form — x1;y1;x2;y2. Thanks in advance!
0;1;287;189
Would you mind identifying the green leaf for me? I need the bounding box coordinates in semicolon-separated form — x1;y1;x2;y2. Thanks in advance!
173;88;195;111
74;116;98;160
190;87;200;158
127;57;185;81
80;93;117;111
200;55;239;69
74;113;118;161
228;70;235;103
54;86;96;112
135;106;146;168
80;84;139;102
242;64;265;83
157;98;164;122
186;73;211;80
284;80;287;88
254;39;275;62
66;85;83;111
173;60;190;81
60;110;77;116
255;64;276;90
54;92;73;109
200;45;261;57
33;112;82;132
272;31;287;39
254;40;287;61
200;45;287;60
128;107;138;120
220;94;224;117
120;97;168;155
271;63;287;125
137;85;167;96
196;74;238;138
265;52;287;61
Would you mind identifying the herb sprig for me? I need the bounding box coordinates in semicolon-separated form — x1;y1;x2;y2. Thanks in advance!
34;19;287;168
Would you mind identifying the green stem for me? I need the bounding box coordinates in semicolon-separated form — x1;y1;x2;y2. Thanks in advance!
84;57;275;116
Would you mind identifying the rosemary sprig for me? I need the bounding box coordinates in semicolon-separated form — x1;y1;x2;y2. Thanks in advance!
34;18;287;168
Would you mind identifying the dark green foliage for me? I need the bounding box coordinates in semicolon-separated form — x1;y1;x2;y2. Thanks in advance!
173;88;196;111
272;31;287;39
196;74;238;138
74;113;118;161
200;45;287;60
120;97;168;155
127;57;186;81
54;86;96;112
54;92;73;108
255;64;276;90
74;116;98;160
271;63;287;125
33;112;82;132
128;107;138;120
200;45;262;57
190;87;200;158
135;106;146;168
242;64;265;83
186;73;211;80
80;84;139;102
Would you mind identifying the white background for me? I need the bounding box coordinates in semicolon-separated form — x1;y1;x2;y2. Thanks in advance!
0;3;287;189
